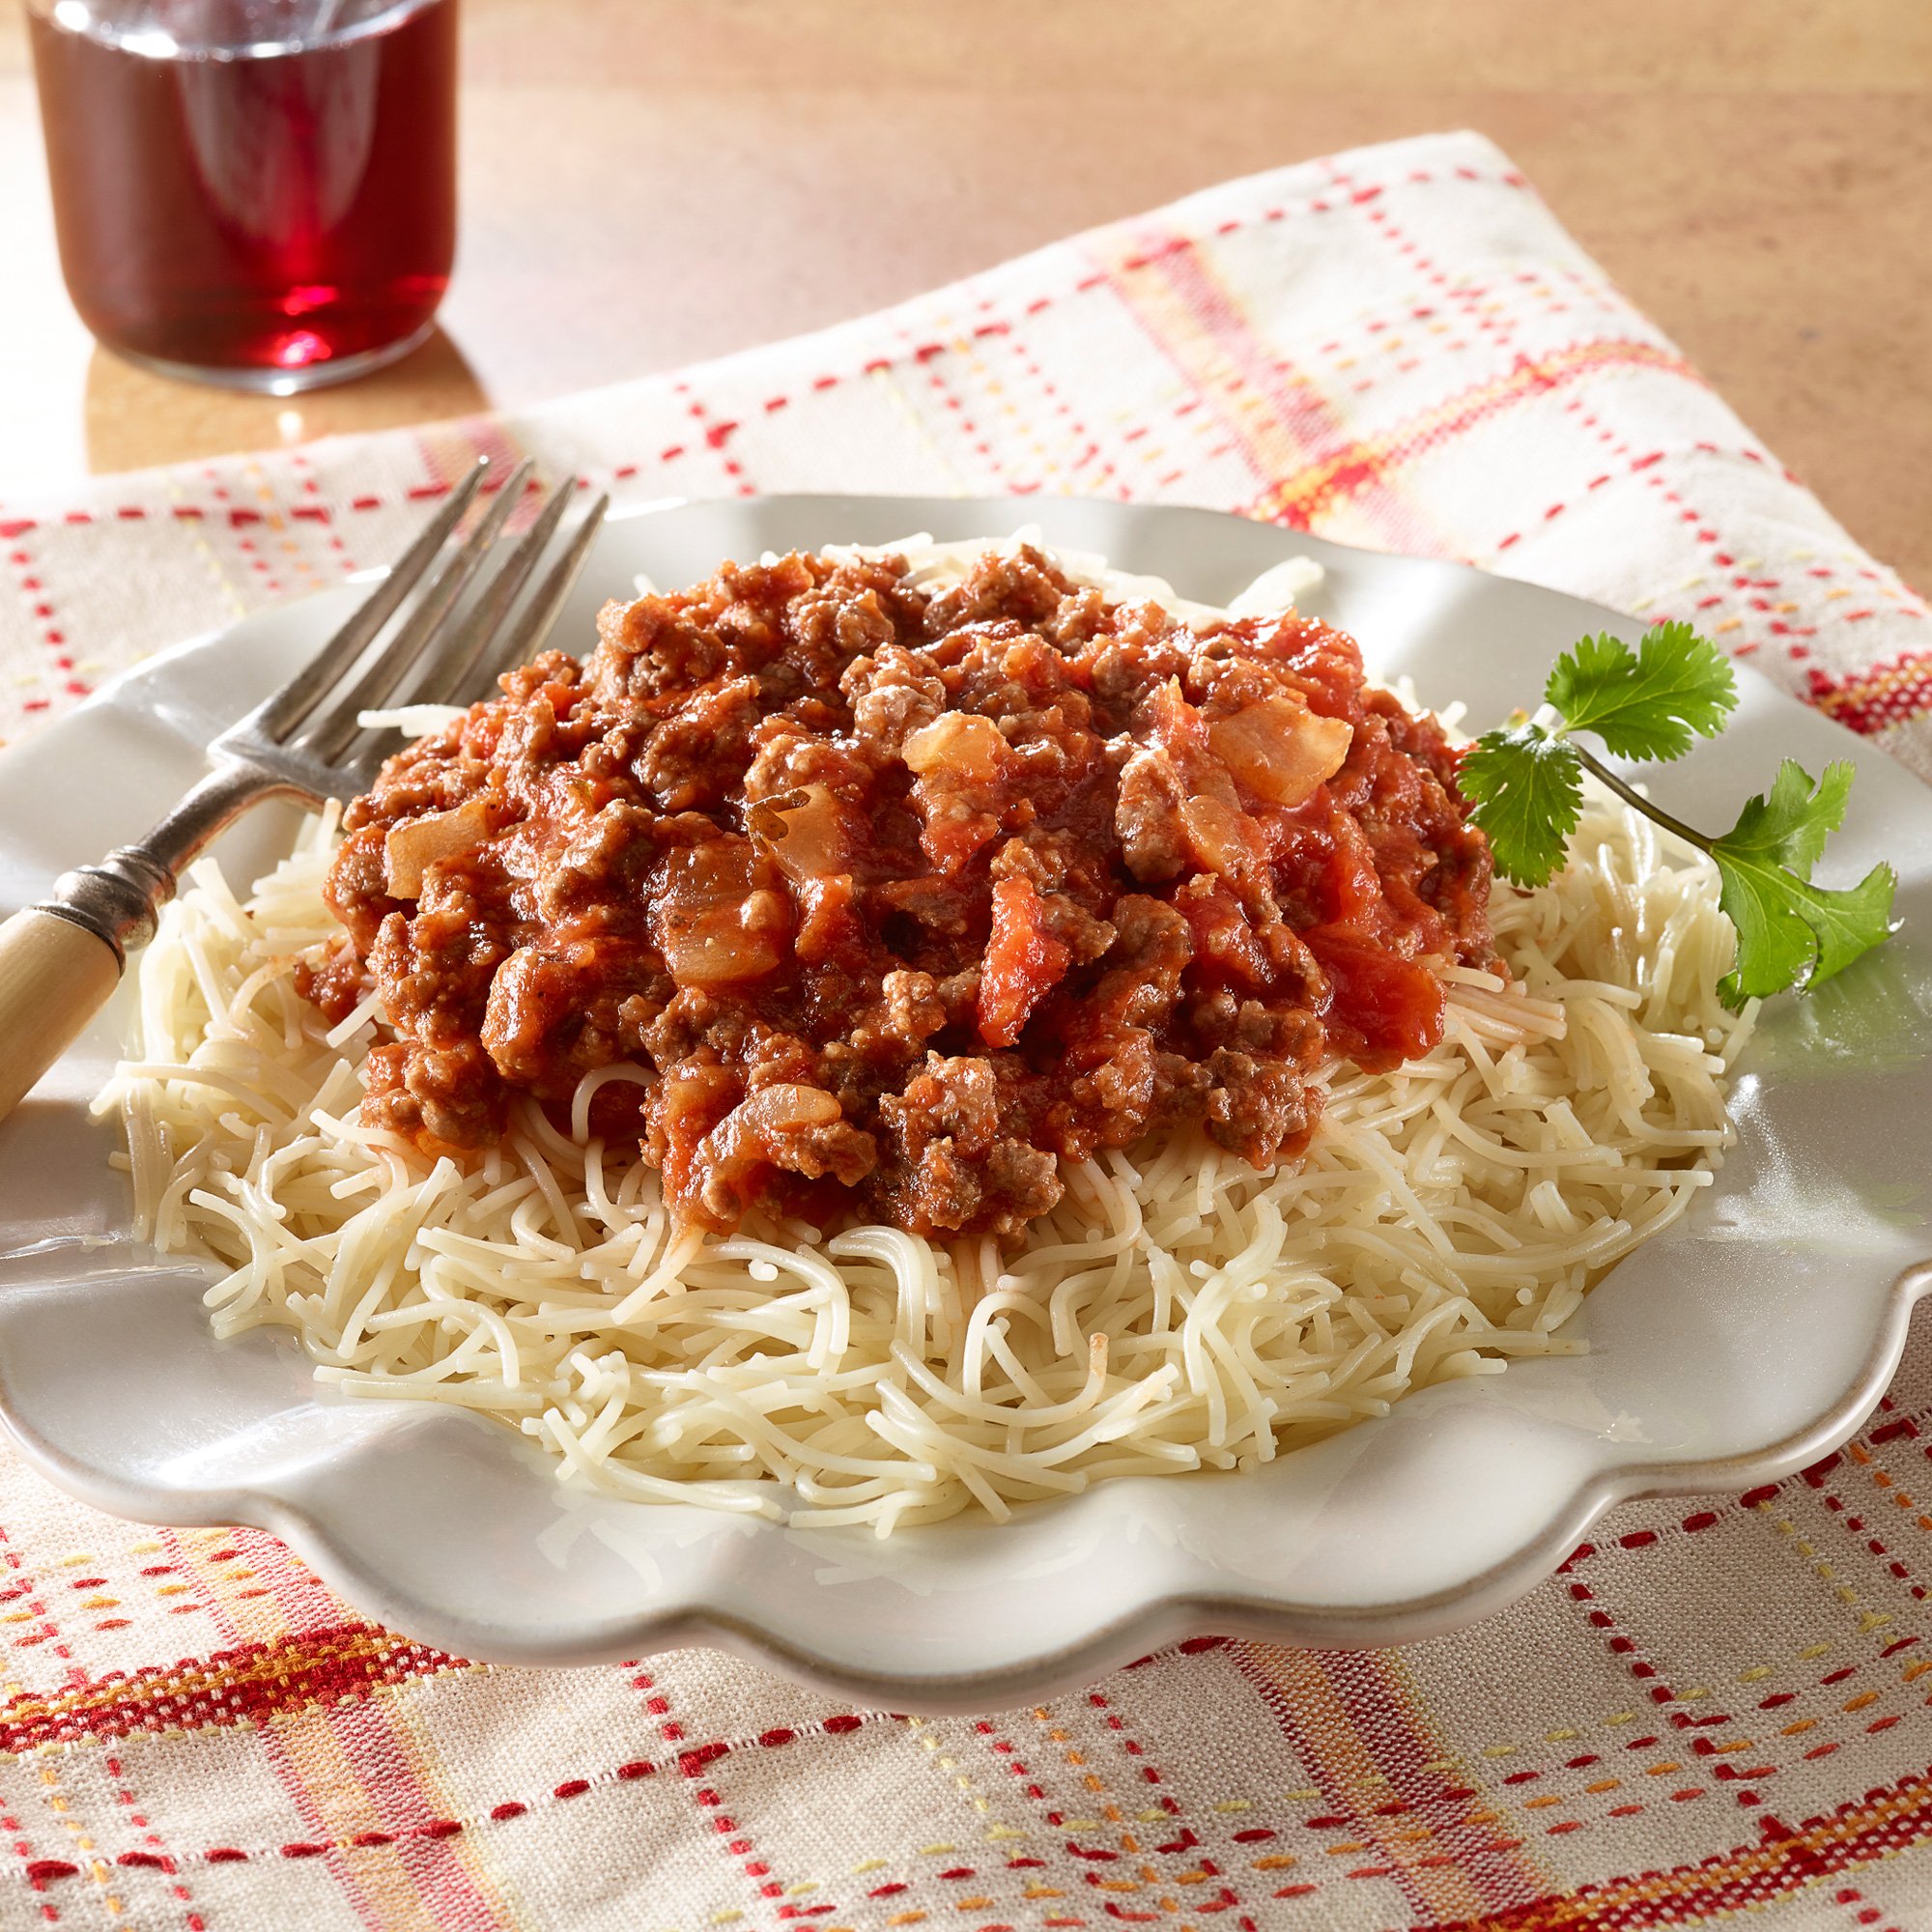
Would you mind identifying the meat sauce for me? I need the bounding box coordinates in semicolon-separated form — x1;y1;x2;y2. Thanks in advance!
305;546;1495;1238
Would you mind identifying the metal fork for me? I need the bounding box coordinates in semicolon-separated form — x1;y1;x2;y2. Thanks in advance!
0;457;610;1122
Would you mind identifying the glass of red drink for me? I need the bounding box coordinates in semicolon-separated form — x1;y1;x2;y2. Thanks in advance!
26;0;458;393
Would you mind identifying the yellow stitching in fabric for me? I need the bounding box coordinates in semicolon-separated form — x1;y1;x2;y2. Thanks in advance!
247;458;328;599
1099;394;1174;474
1466;1706;1701;1764
166;474;250;625
902;1715;1009;1836
867;370;977;492
38;1762;127;1918
942;324;1068;485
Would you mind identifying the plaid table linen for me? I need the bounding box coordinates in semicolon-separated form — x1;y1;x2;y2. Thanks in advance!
0;129;1928;1931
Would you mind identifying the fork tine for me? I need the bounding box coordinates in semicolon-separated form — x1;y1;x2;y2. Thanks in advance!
386;475;579;714
256;459;489;745
469;492;610;694
298;459;536;762
335;488;611;788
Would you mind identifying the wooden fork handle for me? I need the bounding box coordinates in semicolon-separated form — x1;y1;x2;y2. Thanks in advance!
0;772;274;1129
0;908;123;1123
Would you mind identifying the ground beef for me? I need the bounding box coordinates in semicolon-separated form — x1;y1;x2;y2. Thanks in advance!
312;545;1495;1239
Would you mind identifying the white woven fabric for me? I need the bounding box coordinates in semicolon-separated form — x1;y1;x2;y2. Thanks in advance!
0;131;1927;1931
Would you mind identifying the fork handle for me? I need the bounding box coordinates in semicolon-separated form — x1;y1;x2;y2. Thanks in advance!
0;839;179;1124
0;766;285;1124
0;908;123;1122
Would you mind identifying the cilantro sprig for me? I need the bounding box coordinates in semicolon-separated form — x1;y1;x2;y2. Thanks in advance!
1459;621;1896;1009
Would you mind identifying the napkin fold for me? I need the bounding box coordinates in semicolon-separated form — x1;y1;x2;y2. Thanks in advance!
1;130;1928;1931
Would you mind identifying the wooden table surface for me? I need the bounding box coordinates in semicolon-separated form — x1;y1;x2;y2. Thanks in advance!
1;0;1927;589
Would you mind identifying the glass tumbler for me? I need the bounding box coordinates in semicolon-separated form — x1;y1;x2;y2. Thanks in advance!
26;0;458;393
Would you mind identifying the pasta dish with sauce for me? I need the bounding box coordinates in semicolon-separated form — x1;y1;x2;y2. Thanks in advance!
99;535;1750;1533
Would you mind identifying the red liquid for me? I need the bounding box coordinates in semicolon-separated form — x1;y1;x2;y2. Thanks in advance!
29;0;457;384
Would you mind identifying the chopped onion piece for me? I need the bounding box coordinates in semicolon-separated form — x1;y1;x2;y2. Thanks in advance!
653;839;786;986
903;712;1006;781
383;798;492;898
1208;696;1352;808
749;783;846;881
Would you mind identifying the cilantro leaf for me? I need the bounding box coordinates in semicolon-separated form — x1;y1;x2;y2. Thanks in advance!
1722;757;1854;877
1468;617;1896;1005
1458;724;1583;888
1545;623;1737;761
1709;759;1898;1007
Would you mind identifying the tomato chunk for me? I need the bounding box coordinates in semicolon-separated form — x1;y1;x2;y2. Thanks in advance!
978;876;1073;1049
1176;873;1272;989
1304;927;1444;1066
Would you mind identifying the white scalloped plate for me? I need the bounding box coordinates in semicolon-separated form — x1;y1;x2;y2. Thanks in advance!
0;495;1927;1714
